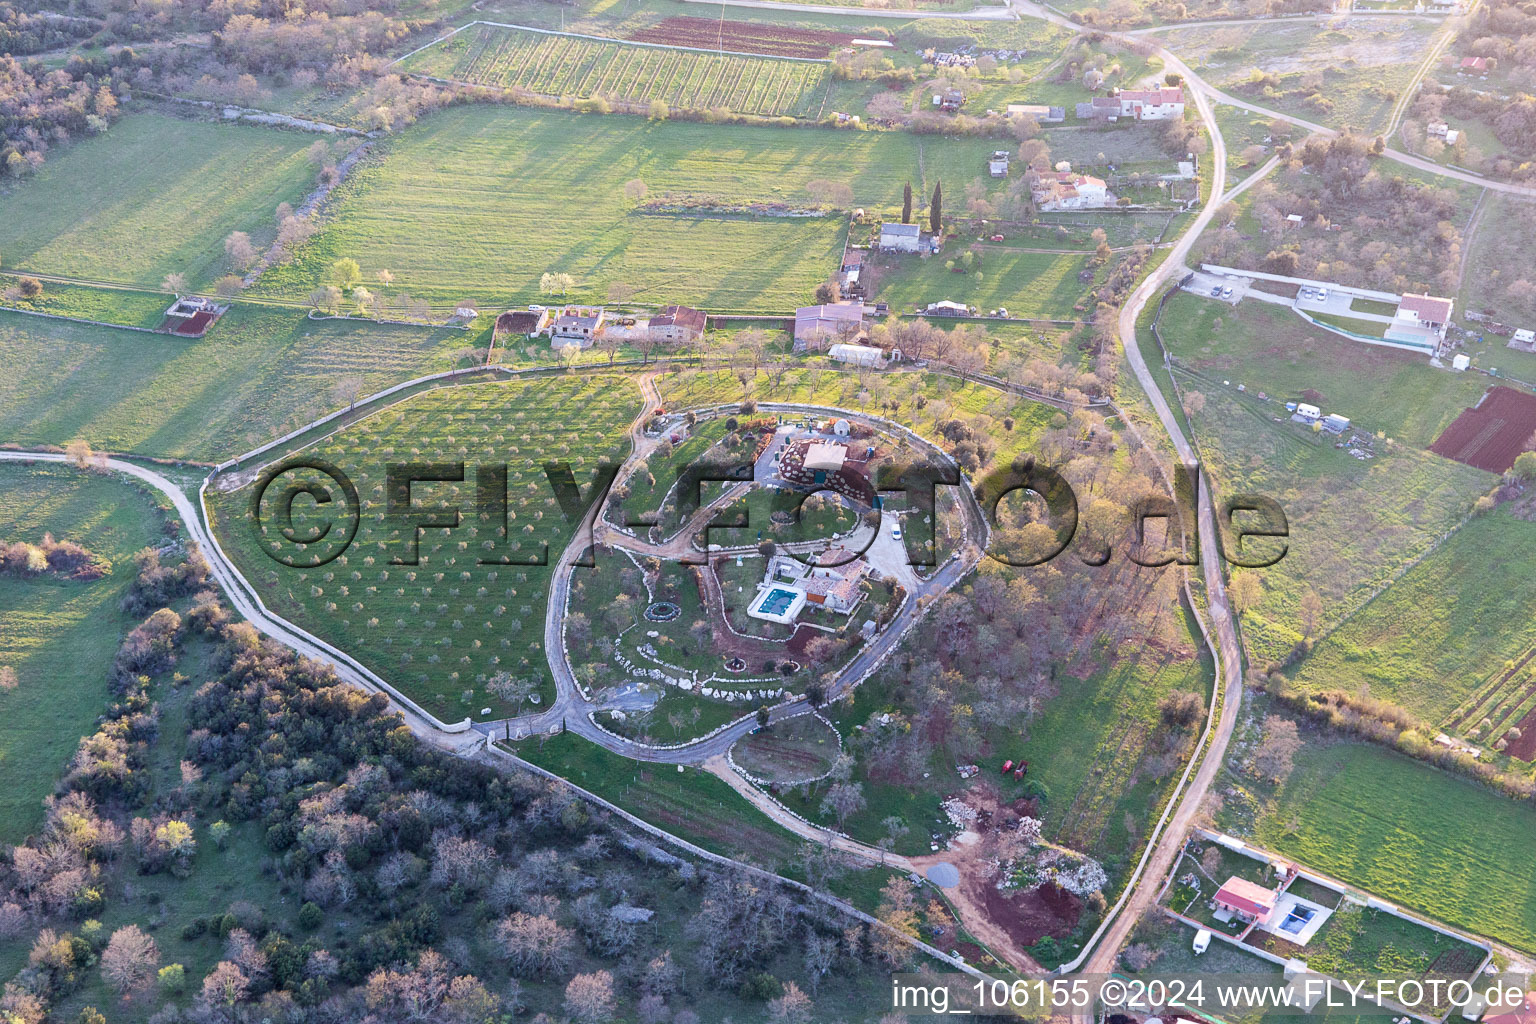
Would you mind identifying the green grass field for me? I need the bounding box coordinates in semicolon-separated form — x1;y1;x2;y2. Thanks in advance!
1294;507;1536;725
1159;293;1487;447
873;248;1096;320
250;105;1017;312
0;275;170;328
0;304;473;459
208;376;641;717
0;112;318;290
1184;383;1487;665
0;463;168;844
1251;741;1536;954
401;24;831;118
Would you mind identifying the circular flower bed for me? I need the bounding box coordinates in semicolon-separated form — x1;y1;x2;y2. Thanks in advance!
644;601;681;622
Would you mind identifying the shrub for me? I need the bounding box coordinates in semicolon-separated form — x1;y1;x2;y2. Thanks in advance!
298;902;324;931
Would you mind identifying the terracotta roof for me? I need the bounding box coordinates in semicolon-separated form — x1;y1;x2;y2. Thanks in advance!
1119;87;1184;105
1398;293;1454;323
1214;877;1277;918
651;305;706;331
1485;993;1536;1024
174;310;214;336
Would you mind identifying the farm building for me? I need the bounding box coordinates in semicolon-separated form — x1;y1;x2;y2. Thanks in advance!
793;302;869;350
648;305;706;344
1387;293;1454;350
880;222;922;253
1032;171;1111;211
1213;877;1278;925
550;306;606;347
1459;56;1489;74
1076;96;1122;121
933;89;965;111
159;296;227;338
494;306;551;339
1006;103;1065;122
989;150;1010;177
1113;87;1185;120
829;343;885;367
778;437;876;504
924;300;970;317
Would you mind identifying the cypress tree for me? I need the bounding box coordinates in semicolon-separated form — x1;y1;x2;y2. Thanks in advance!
902;181;913;224
929;181;943;235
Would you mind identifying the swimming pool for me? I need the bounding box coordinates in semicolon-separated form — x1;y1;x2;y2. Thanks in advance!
1279;905;1317;935
756;587;799;616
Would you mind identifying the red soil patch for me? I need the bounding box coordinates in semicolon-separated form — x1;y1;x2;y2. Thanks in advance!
1505;706;1536;762
978;881;1082;947
1430;386;1536;473
628;17;857;58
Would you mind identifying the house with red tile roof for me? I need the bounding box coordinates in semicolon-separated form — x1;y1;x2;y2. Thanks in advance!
1213;877;1278;924
1485;992;1535;1024
1116;86;1185;120
648;305;706;344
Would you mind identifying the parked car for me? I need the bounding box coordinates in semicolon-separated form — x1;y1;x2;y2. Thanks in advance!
891;523;903;541
1210;286;1222;296
1221;286;1234;298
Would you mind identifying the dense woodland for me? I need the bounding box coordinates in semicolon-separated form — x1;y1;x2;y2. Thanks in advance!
0;543;922;1024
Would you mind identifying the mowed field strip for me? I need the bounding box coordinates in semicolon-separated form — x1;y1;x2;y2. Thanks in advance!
400;23;832;118
253;105;1010;311
0;113;318;291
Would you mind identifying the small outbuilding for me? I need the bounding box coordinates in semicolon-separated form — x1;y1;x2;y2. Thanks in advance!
829;343;885;367
880;222;922;253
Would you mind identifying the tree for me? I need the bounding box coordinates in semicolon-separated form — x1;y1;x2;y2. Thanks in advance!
1228;571;1262;616
329;258;362;291
215;274;244;299
929;181;943;235
208;821;232;849
162;272;188;295
224;231;257;271
1515;451;1536;481
564;970;616;1023
158;964;187;995
494;913;575;978
623;178;648;201
332;375;366;412
64;439;93;469
540;271;575;296
648;99;669;121
902;181;913;224
820;781;865;829
18;276;42;299
768;981;814;1023
756;706;771;730
101;925;159;992
1254;716;1302;782
1298;589;1323;637
814;280;841;304
309;286;342;315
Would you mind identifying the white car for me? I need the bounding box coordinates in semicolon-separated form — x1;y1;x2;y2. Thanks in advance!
890;523;903;541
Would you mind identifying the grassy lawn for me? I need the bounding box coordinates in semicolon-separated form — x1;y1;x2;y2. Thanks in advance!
1161;20;1436;134
873;248;1096;320
0;304;474;459
732;712;841;784
250;105;1018;312
510;732;805;866
1184;384;1487;665
0;111;318;290
1306;310;1388;339
1160;292;1487;447
1248;741;1536;955
208;376;641;717
0;276;171;328
1294;507;1536;725
0;463;169;845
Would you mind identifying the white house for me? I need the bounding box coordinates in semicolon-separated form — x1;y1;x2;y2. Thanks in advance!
549;306;606;347
829;343;885;367
880;222;922;253
1114;87;1185;120
989;150;1010;178
1385;293;1453;350
1032;171;1111;211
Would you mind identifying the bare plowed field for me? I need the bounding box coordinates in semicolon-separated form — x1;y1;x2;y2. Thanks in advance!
630;18;857;59
1429;386;1536;473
